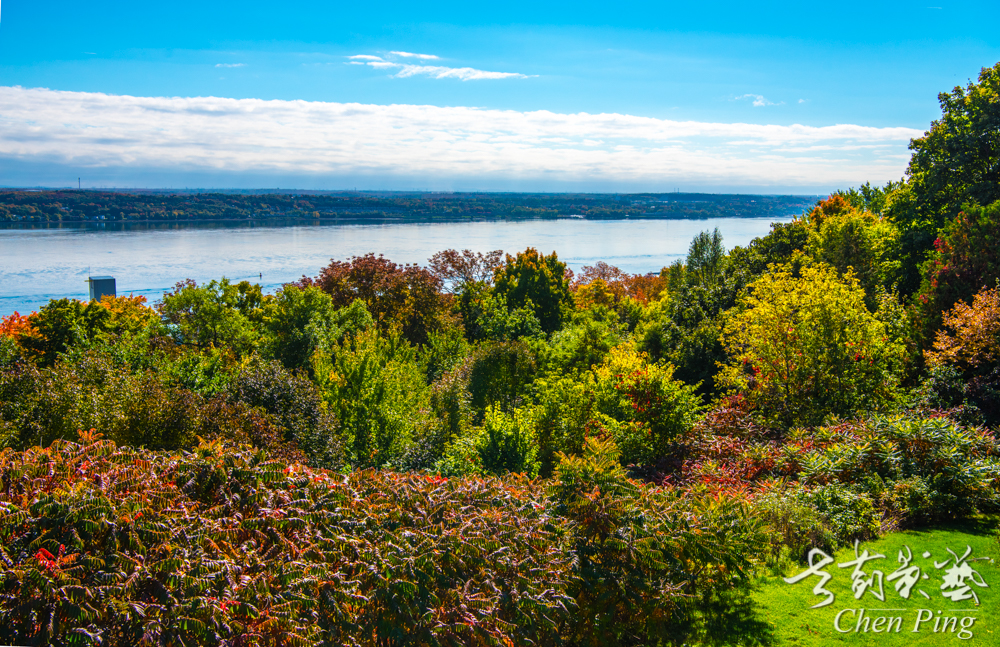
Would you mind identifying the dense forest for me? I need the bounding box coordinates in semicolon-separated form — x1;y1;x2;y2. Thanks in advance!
0;190;818;223
0;62;998;646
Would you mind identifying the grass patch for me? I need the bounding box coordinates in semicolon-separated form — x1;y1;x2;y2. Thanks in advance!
750;516;1000;645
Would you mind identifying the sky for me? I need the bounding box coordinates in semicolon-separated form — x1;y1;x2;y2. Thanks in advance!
1;1;998;193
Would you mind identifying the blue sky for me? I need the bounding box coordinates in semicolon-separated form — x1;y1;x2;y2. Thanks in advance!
1;0;998;192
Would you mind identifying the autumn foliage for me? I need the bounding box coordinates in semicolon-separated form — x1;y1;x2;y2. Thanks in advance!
299;253;447;345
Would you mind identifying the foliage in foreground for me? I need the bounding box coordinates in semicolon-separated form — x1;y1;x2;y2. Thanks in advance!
0;434;760;647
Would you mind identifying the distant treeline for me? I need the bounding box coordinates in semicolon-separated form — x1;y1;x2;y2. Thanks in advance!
0;189;821;223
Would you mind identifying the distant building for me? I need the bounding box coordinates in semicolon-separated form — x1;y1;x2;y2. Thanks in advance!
87;276;116;302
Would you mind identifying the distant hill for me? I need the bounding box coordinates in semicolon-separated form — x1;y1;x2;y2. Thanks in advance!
0;189;823;224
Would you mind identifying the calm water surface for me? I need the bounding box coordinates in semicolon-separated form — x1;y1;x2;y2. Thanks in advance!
0;217;790;316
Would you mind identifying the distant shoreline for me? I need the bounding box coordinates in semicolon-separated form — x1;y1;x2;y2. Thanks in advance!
0;211;803;230
0;189;822;227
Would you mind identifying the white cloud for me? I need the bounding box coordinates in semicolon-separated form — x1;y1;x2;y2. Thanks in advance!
736;94;783;107
389;51;440;60
0;86;921;189
392;64;531;81
348;53;531;81
215;63;246;68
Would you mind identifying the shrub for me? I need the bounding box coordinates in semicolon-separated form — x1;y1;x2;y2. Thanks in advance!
0;351;200;450
876;475;948;526
549;436;763;645
797;484;880;545
719;263;906;428
313;328;430;468
437;405;539;478
753;491;837;564
225;357;343;469
0;436;763;647
0;437;575;647
592;344;704;465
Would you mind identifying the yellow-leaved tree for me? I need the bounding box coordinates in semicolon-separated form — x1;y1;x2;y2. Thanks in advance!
718;263;905;428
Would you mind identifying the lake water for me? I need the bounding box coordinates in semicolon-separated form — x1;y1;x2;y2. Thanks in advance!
0;217;791;316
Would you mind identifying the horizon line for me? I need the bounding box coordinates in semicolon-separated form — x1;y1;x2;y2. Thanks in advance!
0;186;829;197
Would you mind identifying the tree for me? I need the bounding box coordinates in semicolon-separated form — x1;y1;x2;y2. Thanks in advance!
472;292;542;342
926;286;1000;374
15;299;111;366
805;195;901;302
312;328;430;468
427;249;503;293
591;344;704;465
888;62;1000;294
158;279;263;354
436;405;539;478
686;227;726;286
13;296;156;367
836;180;905;216
726;219;811;282
464;341;537;417
719;263;905;428
301;253;445;345
925;286;1000;425
493;248;573;334
914;200;1000;344
260;285;372;372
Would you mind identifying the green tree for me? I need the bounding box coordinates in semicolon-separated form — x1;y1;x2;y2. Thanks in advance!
158;278;264;354
436;405;540;477
592;344;704;465
888;62;1000;294
473;292;543;342
914;200;1000;344
805;195;902;302
493;248;573;334
312;328;430;468
539;306;624;376
464;341;537;418
260;285;372;372
719;263;905;428
16;299;111;366
686;227;726;286
836;180;905;216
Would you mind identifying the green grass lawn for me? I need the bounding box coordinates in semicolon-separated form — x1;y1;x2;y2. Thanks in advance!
730;517;1000;646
